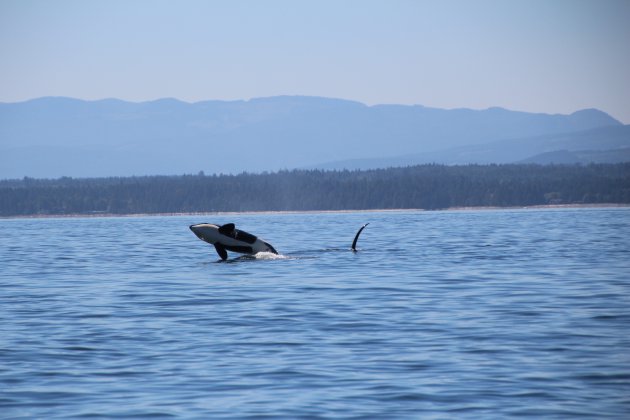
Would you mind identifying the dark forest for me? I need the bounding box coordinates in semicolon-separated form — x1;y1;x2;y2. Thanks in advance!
1;164;629;217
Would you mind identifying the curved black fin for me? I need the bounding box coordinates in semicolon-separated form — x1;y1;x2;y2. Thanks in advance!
219;223;236;235
214;243;228;260
351;223;369;252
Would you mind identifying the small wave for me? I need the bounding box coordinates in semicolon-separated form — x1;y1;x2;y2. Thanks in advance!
213;252;293;263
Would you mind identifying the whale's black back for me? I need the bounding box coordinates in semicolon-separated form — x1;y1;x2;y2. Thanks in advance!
219;223;257;244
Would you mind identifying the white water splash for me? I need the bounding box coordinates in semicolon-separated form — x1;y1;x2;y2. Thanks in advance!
253;251;291;260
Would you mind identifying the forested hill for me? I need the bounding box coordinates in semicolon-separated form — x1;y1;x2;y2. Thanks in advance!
1;164;629;217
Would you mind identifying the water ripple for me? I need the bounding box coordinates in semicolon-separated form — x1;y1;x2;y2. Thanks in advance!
1;209;629;418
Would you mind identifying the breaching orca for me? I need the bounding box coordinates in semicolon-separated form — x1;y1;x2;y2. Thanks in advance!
190;222;369;260
189;223;278;260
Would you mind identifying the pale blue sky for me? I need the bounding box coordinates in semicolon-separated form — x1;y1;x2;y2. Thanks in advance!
1;0;629;122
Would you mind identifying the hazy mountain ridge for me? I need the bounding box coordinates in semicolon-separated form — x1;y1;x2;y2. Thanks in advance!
519;147;630;165
313;125;630;169
0;96;625;178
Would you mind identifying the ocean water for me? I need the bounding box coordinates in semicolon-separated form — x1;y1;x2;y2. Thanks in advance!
1;208;629;419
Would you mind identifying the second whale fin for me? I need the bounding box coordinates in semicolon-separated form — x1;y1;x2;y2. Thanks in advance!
351;223;369;252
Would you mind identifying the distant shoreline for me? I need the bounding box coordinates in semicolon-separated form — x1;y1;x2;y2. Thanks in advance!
4;164;628;219
2;203;628;220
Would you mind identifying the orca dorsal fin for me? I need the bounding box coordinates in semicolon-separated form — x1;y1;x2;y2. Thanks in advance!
219;223;236;235
352;223;369;251
214;243;228;260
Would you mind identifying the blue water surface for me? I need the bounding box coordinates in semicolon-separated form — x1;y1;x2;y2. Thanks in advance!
1;208;629;418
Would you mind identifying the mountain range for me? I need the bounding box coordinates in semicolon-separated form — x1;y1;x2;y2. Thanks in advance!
1;96;628;179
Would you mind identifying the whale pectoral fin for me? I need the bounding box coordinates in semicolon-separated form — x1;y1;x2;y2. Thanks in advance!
219;223;236;235
214;243;228;260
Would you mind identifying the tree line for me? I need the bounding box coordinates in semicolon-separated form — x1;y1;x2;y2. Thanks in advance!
1;163;629;216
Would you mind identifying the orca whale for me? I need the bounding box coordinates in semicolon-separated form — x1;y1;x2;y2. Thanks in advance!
190;222;369;260
189;223;278;260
